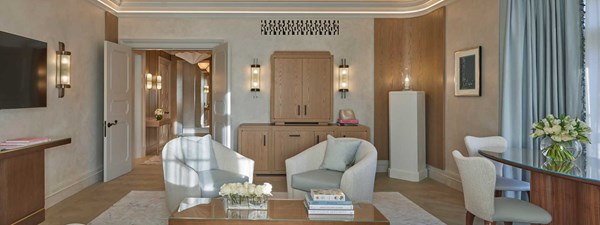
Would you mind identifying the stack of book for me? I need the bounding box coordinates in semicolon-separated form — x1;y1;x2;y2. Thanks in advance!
304;189;354;220
0;137;50;150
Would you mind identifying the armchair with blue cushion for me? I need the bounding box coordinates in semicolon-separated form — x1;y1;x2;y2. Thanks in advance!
285;136;377;202
162;135;254;212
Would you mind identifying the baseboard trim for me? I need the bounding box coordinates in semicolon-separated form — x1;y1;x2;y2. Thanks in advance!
45;168;103;208
377;160;389;173
427;165;462;191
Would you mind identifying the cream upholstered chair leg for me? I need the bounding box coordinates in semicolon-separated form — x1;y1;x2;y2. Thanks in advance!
452;150;551;225
464;136;531;197
466;211;475;225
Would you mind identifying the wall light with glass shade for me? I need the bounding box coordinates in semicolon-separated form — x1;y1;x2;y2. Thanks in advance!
56;42;71;98
250;58;261;98
156;74;162;90
338;58;349;99
146;73;153;89
402;67;412;91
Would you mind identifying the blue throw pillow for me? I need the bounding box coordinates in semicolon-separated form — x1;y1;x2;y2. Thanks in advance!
319;135;361;172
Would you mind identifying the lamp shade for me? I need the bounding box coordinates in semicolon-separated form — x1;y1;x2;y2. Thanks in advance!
338;58;349;99
251;60;260;92
56;42;71;98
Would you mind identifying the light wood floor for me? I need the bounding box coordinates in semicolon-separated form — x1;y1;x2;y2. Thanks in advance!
42;158;465;225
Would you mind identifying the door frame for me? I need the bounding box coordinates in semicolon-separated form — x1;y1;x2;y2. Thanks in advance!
121;39;227;157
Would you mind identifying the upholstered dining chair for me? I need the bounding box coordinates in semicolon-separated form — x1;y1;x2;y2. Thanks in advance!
285;137;377;202
464;136;530;198
162;135;254;212
452;150;551;225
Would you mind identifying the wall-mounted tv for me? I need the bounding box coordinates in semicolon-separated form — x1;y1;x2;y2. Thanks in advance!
0;31;47;109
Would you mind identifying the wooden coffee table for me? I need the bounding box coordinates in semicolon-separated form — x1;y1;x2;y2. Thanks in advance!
169;198;389;225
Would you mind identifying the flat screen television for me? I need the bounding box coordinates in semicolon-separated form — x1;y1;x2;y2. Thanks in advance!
0;31;47;109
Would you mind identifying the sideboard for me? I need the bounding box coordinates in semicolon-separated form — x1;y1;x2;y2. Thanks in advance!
0;138;71;225
238;124;369;175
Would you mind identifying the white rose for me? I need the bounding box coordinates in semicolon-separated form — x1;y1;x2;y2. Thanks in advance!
551;135;562;142
219;184;231;196
254;185;264;196
248;185;256;196
263;183;273;195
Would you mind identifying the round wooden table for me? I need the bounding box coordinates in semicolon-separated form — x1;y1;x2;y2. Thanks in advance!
479;148;600;225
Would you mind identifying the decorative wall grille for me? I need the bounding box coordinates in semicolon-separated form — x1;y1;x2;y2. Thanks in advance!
260;20;340;36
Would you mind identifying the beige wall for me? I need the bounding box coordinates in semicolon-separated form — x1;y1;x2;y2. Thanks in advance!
0;0;105;206
119;18;375;151
437;0;501;189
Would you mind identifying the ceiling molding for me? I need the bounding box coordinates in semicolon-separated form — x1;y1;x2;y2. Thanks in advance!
88;0;450;18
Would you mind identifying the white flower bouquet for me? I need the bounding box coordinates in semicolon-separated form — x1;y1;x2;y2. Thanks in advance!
219;182;272;209
531;114;591;161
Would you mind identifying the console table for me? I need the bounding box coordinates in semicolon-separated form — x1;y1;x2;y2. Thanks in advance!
0;138;71;225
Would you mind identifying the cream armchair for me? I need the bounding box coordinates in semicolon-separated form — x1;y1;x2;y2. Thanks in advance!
162;137;254;212
285;138;377;202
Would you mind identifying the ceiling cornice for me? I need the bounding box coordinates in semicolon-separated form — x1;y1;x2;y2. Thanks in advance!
89;0;451;18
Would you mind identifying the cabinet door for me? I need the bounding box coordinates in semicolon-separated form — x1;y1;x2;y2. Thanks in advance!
314;130;336;145
338;131;369;140
239;129;270;173
273;130;315;173
302;58;332;121
272;58;303;121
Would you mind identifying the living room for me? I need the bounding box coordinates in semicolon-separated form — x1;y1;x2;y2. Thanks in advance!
0;0;598;225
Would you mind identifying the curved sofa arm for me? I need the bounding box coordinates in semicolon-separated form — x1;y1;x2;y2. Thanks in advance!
162;147;202;213
340;141;378;202
285;142;327;196
213;141;255;183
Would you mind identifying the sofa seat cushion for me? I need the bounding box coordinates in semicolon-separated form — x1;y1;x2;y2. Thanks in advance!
197;169;249;198
291;169;343;192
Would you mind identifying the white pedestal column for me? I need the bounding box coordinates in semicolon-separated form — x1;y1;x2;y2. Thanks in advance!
388;91;427;182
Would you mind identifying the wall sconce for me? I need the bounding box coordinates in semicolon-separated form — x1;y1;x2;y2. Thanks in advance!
203;85;209;93
146;73;153;89
250;58;261;98
156;75;162;90
56;42;71;98
402;67;412;91
338;58;349;99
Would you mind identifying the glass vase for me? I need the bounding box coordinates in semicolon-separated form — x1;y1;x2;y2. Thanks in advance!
225;195;268;210
540;137;582;162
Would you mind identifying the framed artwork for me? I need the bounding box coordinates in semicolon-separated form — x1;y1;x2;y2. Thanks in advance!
454;46;481;96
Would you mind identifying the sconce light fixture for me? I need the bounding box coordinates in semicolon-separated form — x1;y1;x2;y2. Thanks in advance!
156;75;162;90
250;58;261;98
338;58;349;99
203;85;209;93
56;42;71;98
402;67;412;91
146;73;153;89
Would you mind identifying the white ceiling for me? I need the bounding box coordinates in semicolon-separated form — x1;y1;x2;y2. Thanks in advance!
90;0;450;17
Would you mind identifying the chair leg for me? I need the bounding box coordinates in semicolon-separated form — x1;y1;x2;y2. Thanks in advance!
504;222;513;225
466;211;475;225
484;221;496;225
495;190;502;197
526;191;530;201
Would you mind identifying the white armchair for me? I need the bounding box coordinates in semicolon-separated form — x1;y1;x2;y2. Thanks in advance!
162;137;254;212
285;138;377;202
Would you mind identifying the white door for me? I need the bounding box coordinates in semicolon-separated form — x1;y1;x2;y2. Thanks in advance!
104;41;133;182
212;43;230;147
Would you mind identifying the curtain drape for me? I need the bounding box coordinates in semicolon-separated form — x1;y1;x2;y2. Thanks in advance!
500;0;585;197
585;0;600;178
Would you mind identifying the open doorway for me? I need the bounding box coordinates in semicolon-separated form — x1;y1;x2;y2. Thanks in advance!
134;49;214;162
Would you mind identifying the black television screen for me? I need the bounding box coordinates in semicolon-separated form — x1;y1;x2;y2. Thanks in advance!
0;31;47;109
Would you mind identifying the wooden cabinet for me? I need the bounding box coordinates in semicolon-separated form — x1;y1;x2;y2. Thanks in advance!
271;52;333;124
238;124;369;175
239;128;270;173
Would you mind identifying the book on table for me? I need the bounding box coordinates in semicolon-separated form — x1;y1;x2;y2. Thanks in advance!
308;214;355;221
303;201;354;215
310;188;346;201
305;194;353;209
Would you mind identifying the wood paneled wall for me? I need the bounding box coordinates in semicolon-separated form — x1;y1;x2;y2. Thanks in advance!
105;12;118;43
374;7;445;168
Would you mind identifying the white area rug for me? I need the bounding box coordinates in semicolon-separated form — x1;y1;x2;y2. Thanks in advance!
89;191;446;225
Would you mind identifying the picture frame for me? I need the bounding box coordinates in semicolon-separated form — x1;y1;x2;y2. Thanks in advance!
454;46;481;96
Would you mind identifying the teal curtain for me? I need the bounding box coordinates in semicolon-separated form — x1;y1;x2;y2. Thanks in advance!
500;0;585;194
